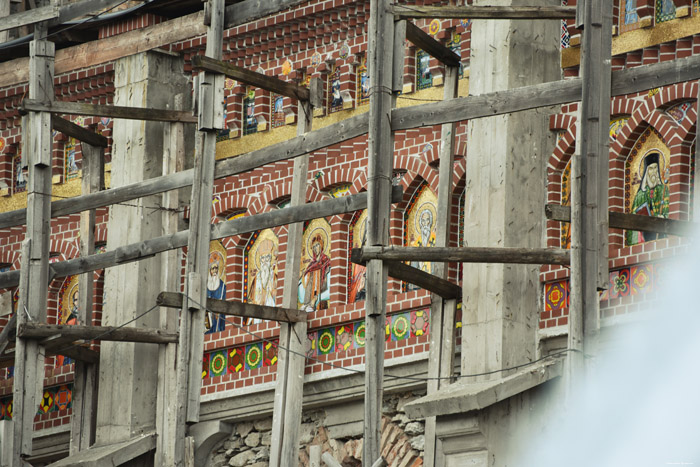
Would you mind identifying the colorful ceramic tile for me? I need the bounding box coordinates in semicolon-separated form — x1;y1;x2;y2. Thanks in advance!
245;343;263;370
39;388;54;414
202;353;210;379
228;347;245;373
243;88;257;135
64;137;80;180
336;324;354;352
411;309;430;337
317;328;335;355
348;210;368;303
329;183;351;198
625;128;670;247
544;281;568;311
391;313;411;341
209;350;227;378
404;184;438;291
0;137;5;152
611;268;631;298
298;218;332;312
460;19;471;29
245;229;279;318
357;56;370;106
428;18;441;35
0;399;5;420
656;0;676;23
54;385;72;411
264;340;278;366
385;316;391;341
354;322;366;347
311;51;322;67
1;397;12;420
271;94;285;128
306;331;317;357
339;42;350;59
630;264;653;295
282;59;293;76
416;49;433;90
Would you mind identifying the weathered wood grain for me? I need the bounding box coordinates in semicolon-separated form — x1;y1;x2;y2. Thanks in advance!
52;116;108;148
353;246;571;265
22;99;198;123
18;323;178;343
391;5;577;19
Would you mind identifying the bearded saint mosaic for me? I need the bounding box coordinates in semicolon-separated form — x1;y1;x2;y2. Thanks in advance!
348;210;368;303
404;184;437;292
625;127;671;246
298;218;332;312
205;240;227;334
245;229;279;325
57;275;80;366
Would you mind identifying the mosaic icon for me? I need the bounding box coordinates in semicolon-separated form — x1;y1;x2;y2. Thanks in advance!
298;218;332;312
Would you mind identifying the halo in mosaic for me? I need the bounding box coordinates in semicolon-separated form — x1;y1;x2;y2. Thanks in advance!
625;127;670;246
282;59;293;76
54;385;72;411
391;313;410;341
328;183;351;198
229;347;245;373
354;322;366;347
264;340;278;366
210;350;227;378
298;218;332;312
336;324;354;352
411;309;430;337
245;229;279;321
317;328;335;355
404;184;437;291
306;331;317;357
311;51;322;67
202;353;209;379
348;210;368;303
245;343;263;370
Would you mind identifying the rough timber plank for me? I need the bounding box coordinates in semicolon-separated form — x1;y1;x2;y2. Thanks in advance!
0;3;58;32
22;100;198;123
192;56;310;101
353;246;571;265
381;261;461;299
405;22;460;67
546;204;695;236
156;292;307;323
52;117;108;148
46;431;156;467
18;323;178;343
391;5;577;19
0;112;370;230
0;188;403;289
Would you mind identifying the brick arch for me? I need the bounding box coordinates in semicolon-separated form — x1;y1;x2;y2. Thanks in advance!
0;247;21;270
252;180;291;214
610;95;640;117
211;192;256;221
451;157;466;193
95;224;108;245
316;167;363;193
49;238;80;261
394;155;438;196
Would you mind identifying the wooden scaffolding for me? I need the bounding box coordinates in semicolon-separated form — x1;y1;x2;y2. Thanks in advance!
0;0;698;465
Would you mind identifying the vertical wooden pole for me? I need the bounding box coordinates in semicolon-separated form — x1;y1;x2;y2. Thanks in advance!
12;14;53;466
269;77;319;466
69;142;103;454
569;0;611;385
156;94;186;466
0;0;10;43
423;64;459;466
174;1;224;465
364;0;395;462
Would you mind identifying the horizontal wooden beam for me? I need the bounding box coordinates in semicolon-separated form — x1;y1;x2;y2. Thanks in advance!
383;261;462;299
353;246;571;265
392;53;700;130
0;112;370;230
192;55;310;101
18;323;179;344
51;0;128;27
41;335;101;364
21;99;198;123
224;0;308;29
52;116;109;148
156;292;307;323
405;22;460;67
391;5;577;19
545;204;696;237
0;3;59;33
0;187;403;289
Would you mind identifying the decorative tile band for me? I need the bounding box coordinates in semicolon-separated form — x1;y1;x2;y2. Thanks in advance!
0;383;73;420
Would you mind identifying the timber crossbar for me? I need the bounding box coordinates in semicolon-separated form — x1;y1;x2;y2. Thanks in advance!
353;246;571;265
192;55;311;101
52;116;109;148
385;261;461;299
20;99;199;123
546;204;697;237
17;323;179;344
157;292;307;323
0;187;403;289
405;22;460;67
390;5;577;20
